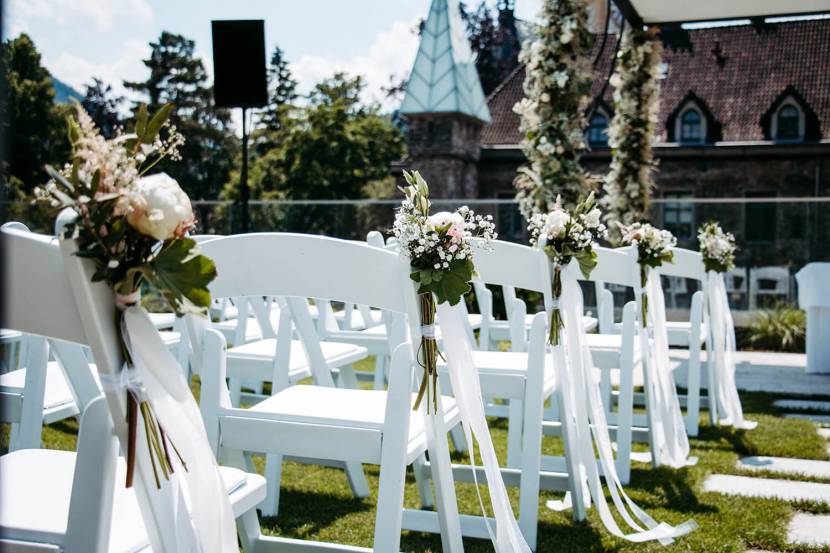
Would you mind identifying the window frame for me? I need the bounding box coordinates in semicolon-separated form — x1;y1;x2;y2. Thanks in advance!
661;190;696;242
587;111;609;148
772;99;805;142
676;105;706;145
744;191;777;244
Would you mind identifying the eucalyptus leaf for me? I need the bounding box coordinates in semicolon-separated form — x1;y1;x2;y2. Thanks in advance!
143;103;174;144
135;104;149;141
148;238;217;315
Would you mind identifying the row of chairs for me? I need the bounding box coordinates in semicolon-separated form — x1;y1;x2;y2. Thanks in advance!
663;265;792;310
0;224;712;552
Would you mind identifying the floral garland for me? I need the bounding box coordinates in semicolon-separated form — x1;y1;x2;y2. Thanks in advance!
393;170;496;412
513;0;597;218
528;192;606;344
620;222;675;326
602;27;663;236
698;221;736;273
37;102;216;488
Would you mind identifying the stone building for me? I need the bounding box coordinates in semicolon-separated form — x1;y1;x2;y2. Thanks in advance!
399;6;830;270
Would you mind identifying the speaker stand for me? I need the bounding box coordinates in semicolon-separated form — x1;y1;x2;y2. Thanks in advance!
240;106;250;233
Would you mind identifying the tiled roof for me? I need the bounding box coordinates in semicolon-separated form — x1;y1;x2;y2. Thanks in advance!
481;19;830;145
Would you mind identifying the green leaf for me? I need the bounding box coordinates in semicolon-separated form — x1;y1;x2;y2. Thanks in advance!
143;103;174;144
90;169;101;196
135;103;149;141
66;116;81;146
574;249;598;280
146;238;217;316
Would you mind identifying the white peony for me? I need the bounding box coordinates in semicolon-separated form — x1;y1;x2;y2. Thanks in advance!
584;208;602;228
127;173;195;241
545;209;571;238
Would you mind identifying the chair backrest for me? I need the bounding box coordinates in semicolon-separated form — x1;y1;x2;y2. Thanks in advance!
750;266;790;293
1;224;120;553
725;267;748;293
659;247;705;281
473;239;551;298
191;234;225;243
584;245;639;287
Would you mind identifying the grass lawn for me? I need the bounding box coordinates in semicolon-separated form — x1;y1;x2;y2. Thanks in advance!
6;356;830;553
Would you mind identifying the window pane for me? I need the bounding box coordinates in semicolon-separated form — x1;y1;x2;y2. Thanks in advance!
745;191;776;242
776;105;800;140
588;114;608;146
662;192;694;241
680;109;703;143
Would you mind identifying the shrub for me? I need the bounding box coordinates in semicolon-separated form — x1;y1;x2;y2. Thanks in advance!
747;305;806;353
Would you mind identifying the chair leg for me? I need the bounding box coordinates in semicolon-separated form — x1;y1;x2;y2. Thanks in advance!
449;422;468;454
237;509;263;553
412;453;435;508
229;378;242;406
518;390;544;550
373;355;387;390
342;461;371;499
338;364;360;390
615;358;635;486
261;453;283;517
685;338;701;437
507;398;524;469
421;412;464;553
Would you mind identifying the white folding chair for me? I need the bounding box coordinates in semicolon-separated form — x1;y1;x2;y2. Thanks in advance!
580;246;641;485
725;266;748;309
749;266;790;310
1;224;267;552
659;248;710;436
0;333;83;451
430;239;585;549
188;233;465;552
663;276;688;309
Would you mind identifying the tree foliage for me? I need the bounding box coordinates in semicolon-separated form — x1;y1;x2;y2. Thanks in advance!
459;0;521;95
125;31;238;200
1;34;70;198
81;77;123;138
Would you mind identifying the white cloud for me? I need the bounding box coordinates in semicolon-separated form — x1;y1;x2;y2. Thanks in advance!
290;18;420;110
47;39;150;100
7;0;152;30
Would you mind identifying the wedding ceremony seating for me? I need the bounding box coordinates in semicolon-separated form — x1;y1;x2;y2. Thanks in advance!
749;266;791;310
0;224;268;553
187;232;466;552
433;238;586;549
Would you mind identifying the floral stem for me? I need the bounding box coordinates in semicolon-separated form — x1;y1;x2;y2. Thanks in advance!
549;266;563;346
413;293;439;414
640;266;649;328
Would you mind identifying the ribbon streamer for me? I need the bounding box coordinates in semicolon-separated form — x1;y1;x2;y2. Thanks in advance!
642;269;698;467
120;305;238;553
707;272;757;429
549;268;697;543
436;302;532;553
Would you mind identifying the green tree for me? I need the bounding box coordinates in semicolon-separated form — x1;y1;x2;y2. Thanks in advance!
124;31;238;200
253;46;298;157
460;0;521;95
81;77;123;138
1;34;69;198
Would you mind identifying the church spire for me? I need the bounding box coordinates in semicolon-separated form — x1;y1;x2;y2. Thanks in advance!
401;0;491;123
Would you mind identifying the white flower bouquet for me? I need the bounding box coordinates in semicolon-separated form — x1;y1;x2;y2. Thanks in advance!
698;221;736;273
620;222;676;325
36;102;214;489
528;192;607;344
393;170;496;411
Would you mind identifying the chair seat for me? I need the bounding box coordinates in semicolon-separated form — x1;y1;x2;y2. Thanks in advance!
585;333;642;371
665;321;708;347
228;339;368;378
0;449;265;552
436;350;555;399
247;385;460;450
489;315;598;335
338;309;383;331
148;312;176;330
0;362;76;409
466;313;483;329
159;330;181;348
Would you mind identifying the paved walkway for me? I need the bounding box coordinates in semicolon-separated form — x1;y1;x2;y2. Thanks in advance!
670;350;830;396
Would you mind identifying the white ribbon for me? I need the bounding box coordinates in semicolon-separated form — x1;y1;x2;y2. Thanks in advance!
421;324;436;339
550;269;697;543
642;269;697;468
120;306;238;553
707;272;757;429
436;302;532;553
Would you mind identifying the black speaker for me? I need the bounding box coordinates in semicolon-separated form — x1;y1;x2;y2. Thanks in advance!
211;20;268;108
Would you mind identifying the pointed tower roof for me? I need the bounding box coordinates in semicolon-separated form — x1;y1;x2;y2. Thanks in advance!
400;0;491;123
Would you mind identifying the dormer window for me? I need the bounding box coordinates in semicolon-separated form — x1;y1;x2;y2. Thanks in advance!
587;112;609;147
679;107;705;144
773;102;804;141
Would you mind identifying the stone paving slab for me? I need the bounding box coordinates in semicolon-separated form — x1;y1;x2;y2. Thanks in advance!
703;474;830;503
785;413;830;424
774;399;830;412
788;512;830;546
670;350;830;395
738;456;830;478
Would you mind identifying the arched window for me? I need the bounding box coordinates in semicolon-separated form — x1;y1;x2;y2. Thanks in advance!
774;103;803;141
587;113;608;147
679;108;704;144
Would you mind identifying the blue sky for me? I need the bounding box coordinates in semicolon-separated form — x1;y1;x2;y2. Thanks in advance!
5;0;542;110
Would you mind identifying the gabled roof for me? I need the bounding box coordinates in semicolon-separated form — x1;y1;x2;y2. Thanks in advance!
400;0;491;123
482;19;830;145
